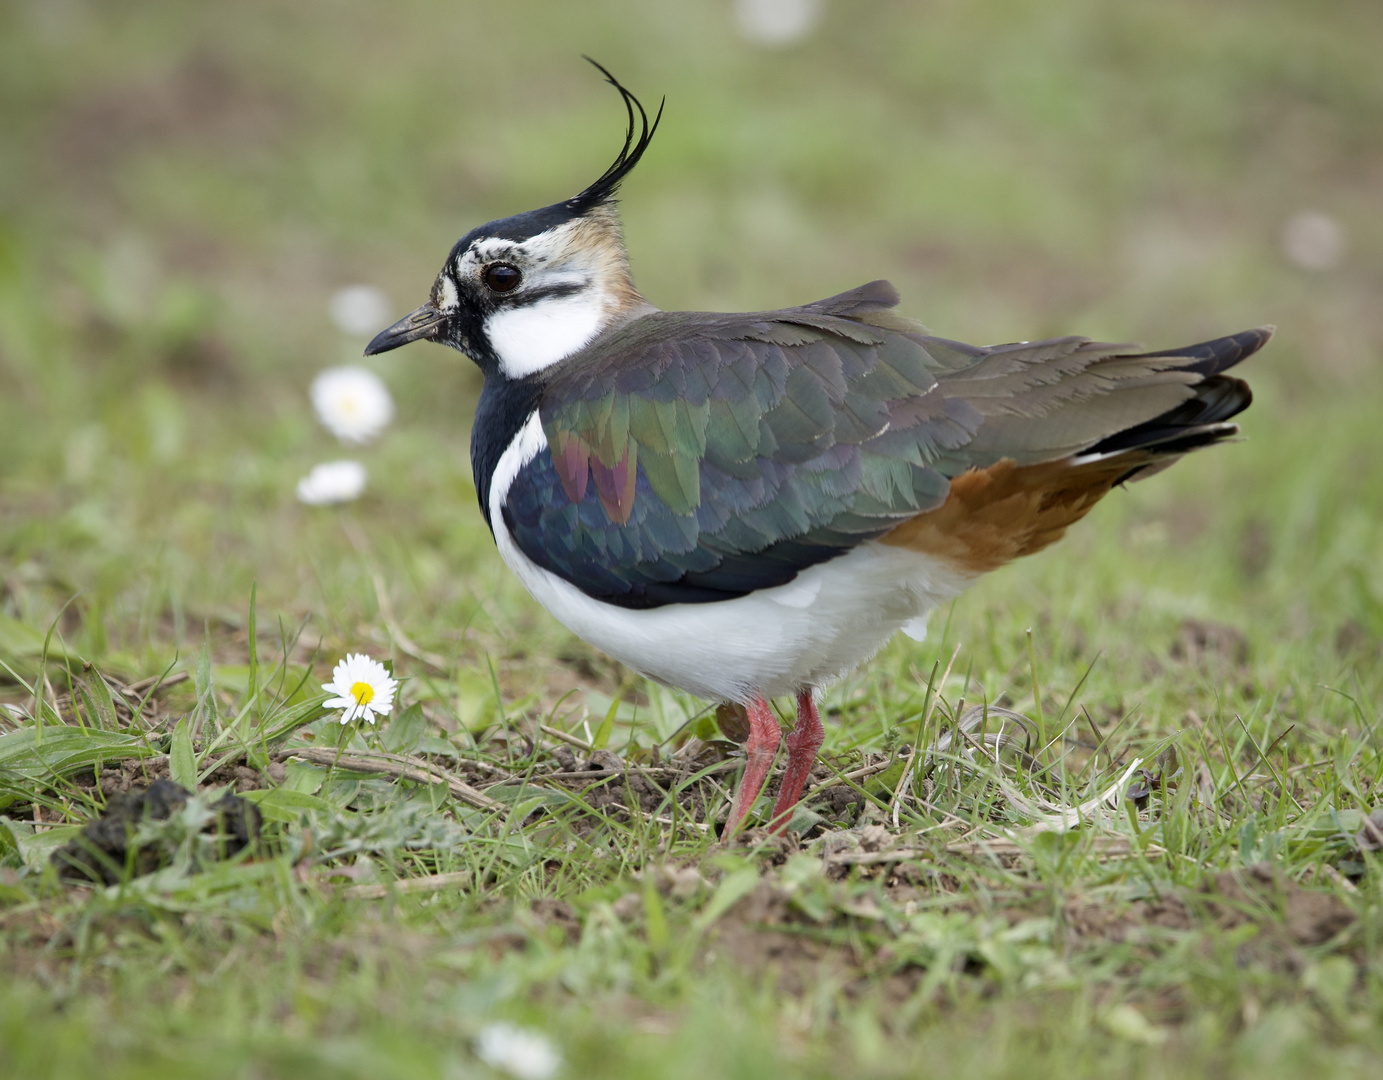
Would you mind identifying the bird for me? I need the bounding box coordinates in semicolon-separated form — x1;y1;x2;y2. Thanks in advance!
365;62;1270;837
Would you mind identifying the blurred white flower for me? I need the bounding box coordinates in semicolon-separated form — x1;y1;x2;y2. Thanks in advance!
329;284;392;336
1281;210;1345;271
296;460;367;506
311;366;394;444
734;0;824;48
475;1023;561;1080
322;653;398;725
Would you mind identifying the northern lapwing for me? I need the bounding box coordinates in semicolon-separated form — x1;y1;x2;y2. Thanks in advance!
365;63;1270;836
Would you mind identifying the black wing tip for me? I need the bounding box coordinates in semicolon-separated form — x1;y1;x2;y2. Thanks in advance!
1084;374;1253;458
565;59;663;216
1144;325;1275;376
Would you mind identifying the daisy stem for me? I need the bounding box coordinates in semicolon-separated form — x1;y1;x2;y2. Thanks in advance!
326;717;356;787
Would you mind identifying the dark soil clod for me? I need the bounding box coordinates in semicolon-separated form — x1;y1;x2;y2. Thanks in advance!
51;779;261;885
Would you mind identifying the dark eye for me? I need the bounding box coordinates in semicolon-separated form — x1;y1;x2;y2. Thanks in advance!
483;263;522;293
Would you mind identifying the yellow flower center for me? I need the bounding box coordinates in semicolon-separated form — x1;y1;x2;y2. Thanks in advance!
350;681;374;706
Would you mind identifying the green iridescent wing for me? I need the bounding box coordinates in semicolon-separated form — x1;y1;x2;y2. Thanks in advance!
502;280;1260;608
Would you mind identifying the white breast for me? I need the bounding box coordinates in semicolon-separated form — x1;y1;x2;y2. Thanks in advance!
487;413;972;702
487;294;606;379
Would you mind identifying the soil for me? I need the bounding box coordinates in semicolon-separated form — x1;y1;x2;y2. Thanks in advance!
694;857;1357;1003
50;779;262;885
71;756;285;800
1172;618;1250;668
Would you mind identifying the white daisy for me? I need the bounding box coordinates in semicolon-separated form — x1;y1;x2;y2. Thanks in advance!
322;653;398;725
311;366;394;444
734;0;823;48
329;284;392;337
295;460;367;506
475;1023;561;1080
1281;210;1345;271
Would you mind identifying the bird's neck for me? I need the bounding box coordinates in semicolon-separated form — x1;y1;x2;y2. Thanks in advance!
471;370;547;533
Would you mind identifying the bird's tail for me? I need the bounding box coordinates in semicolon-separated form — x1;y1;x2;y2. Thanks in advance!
1070;326;1271;483
882;327;1273;573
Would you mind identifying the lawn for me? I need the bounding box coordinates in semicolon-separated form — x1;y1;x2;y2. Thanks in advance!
2;1;1383;1077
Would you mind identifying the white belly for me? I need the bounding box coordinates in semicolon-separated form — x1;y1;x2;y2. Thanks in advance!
488;412;970;701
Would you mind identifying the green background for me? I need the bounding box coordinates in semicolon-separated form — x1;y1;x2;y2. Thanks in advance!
2;2;1382;1077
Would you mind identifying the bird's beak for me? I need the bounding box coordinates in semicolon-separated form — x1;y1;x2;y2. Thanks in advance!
363;303;446;356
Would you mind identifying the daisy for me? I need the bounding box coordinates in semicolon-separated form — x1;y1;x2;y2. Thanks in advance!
295;459;367;506
328;284;391;337
322;653;398;725
475;1023;561;1080
310;366;394;444
734;0;824;48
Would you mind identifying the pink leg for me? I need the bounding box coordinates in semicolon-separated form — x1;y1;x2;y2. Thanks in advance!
768;689;825;834
725;695;780;835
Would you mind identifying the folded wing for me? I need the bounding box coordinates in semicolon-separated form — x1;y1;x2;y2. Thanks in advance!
500;280;1267;608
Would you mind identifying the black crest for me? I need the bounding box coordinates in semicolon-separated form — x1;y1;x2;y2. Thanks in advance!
433;62;663;258
565;58;664;215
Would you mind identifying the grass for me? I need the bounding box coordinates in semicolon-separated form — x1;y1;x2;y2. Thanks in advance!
3;0;1383;1076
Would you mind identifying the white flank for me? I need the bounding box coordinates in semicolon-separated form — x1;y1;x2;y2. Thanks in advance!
489;415;970;701
487;293;606;379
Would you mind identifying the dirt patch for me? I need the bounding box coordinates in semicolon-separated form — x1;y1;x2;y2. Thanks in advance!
1203;863;1356;945
692;856;1359;1005
706;881;908;999
1172;618;1250;668
1057;863;1356;951
525;898;582;945
78;756;283;799
50;779;261;885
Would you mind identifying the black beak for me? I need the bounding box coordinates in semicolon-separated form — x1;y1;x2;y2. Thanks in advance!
364;303;447;356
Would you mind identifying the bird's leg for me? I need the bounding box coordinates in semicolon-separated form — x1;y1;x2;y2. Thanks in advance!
768;689;824;834
725;694;780;835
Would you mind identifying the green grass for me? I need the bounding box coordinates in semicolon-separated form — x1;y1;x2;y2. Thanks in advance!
3;1;1383;1076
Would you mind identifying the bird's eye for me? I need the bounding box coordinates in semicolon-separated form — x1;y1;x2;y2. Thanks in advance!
483;263;522;293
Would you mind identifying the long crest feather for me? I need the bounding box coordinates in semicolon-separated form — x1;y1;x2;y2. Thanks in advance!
565;58;664;216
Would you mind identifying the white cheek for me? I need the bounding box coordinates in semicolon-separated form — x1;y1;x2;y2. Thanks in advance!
437;276;459;311
487;295;606;379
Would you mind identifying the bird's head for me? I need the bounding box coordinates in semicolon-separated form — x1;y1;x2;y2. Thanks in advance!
365;62;661;379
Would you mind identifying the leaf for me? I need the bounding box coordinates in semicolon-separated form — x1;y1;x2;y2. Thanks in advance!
1304;956;1355;1014
283;762;325;795
259;694;331;746
194;640;217;731
689;714;720;742
239;787;332;822
382;703;426;754
246;582;258;706
592;695;619;752
80;672;121;731
1098;1005;1168;1045
240;788;332;811
0;727;156;778
865;756;907;796
169;717;196;790
643;874;668;955
692;865;761;933
0;612;74;661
